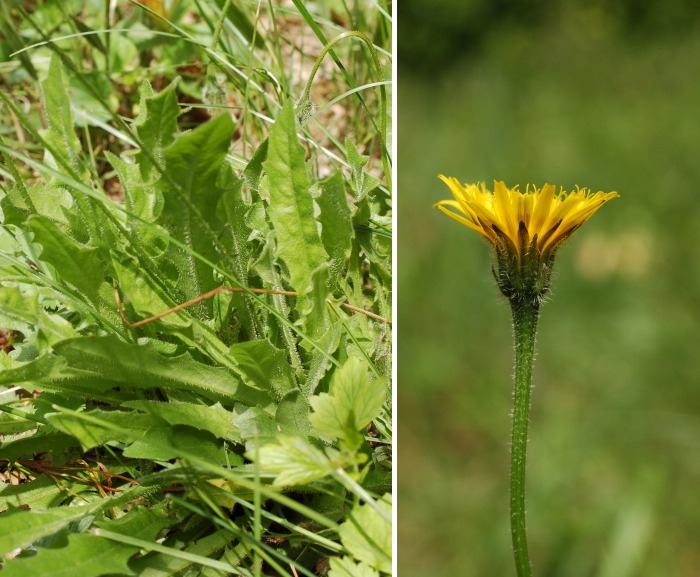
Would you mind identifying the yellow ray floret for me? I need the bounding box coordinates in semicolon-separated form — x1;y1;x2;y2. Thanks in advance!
434;176;619;260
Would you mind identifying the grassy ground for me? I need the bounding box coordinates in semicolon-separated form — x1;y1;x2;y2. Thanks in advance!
0;1;392;575
398;7;700;577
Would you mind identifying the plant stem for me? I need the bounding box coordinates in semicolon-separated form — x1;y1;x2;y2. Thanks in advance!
509;297;540;577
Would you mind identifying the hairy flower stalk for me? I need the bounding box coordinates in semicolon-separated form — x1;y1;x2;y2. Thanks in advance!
434;177;618;576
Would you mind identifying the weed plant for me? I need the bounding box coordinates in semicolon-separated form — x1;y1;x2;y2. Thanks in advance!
0;1;392;576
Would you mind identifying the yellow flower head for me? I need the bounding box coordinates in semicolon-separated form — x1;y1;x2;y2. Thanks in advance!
435;176;619;301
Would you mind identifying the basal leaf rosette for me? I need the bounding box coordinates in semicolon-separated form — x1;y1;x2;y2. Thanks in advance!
434;177;618;302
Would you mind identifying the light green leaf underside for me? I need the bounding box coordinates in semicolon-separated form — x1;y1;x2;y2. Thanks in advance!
309;356;386;443
329;556;380;577
255;435;334;486
338;493;392;574
0;534;136;577
0;505;93;556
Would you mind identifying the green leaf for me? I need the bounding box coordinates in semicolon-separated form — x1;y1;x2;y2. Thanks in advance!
41;54;86;179
233;405;280;450
216;171;249;274
304;321;342;397
275;390;311;435
0;285;81;348
0;353;73;392
338;494;392;574
0;533;137;577
0;337;243;403
0;398;44;434
158;113;235;305
0;475;78;512
106;151;164;224
70;15;106;53
128;529;233;577
68;72;117;126
300;265;337;396
216;171;261;338
112;255;189;328
51;336;242;401
94;504;173;543
28;215;105;304
0;181;73;227
227;339;297;399
309;356;386;444
0;10;37;79
46;409;164;450
243;138;268;192
122;400;238;441
0;505;94;556
254;435;333;487
133;79;180;182
318;171;353;289
329;557;380;577
107;33;139;74
0;431;76;465
263;100;329;318
345;138;380;201
123;425;238;465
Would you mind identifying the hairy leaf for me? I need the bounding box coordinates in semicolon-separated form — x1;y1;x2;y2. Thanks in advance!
234;405;281;451
123;425;238;465
0;505;175;577
106;151;163;225
47;409;166;450
275;390;311;435
94;504;174;543
51;336;242;401
133;78;180;182
112;256;189;328
227;339;297;399
318;171;353;290
122;400;237;441
0;337;243;403
0;284;78;347
243;138;268;192
41;54;86;180
263;100;329;319
0;181;73;227
217;171;260;338
158;113;234;310
28;216;105;305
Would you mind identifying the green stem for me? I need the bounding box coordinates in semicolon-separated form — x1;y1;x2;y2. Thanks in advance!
509;297;540;577
298;30;391;189
210;0;233;50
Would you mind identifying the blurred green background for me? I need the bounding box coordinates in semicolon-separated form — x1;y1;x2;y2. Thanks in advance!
398;1;700;576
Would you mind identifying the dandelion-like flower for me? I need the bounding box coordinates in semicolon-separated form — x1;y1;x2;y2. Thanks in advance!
434;173;619;577
434;176;619;302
